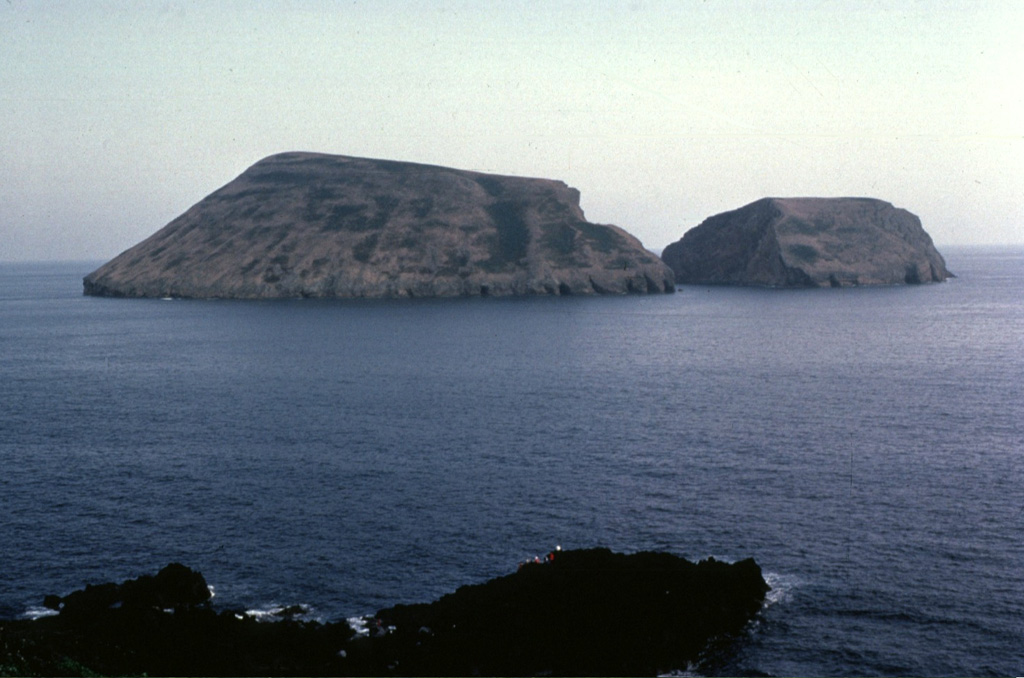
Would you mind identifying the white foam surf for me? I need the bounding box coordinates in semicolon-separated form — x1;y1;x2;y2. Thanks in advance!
21;606;59;620
241;603;319;623
762;571;801;608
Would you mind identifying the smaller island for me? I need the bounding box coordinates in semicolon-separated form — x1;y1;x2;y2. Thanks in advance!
661;197;953;287
0;549;769;677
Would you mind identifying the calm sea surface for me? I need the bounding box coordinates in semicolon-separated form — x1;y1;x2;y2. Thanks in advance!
1;248;1021;676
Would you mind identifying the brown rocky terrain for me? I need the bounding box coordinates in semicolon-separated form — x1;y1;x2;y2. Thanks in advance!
83;152;674;299
661;197;953;287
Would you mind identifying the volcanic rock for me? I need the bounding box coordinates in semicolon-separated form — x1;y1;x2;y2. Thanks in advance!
83;152;674;299
661;197;952;287
50;562;211;618
0;550;768;676
362;548;770;676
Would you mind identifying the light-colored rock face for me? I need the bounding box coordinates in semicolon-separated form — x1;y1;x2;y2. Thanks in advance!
661;197;953;287
84;152;674;299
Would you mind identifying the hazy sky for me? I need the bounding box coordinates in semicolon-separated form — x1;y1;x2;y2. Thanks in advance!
2;0;1022;262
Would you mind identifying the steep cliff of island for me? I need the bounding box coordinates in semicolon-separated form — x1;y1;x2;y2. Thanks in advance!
661;197;952;287
83;153;674;299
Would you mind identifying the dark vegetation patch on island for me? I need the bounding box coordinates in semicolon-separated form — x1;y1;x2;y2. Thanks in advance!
0;549;769;677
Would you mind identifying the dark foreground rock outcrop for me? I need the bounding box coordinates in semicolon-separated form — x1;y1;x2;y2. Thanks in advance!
0;549;769;676
661;197;952;287
83;152;674;299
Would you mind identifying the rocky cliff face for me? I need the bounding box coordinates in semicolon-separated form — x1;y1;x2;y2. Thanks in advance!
661;197;952;287
83;152;674;298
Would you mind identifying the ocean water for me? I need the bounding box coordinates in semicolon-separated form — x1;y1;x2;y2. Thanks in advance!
0;248;1021;676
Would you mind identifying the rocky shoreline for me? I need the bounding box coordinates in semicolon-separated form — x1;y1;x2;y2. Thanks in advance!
0;549;768;677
